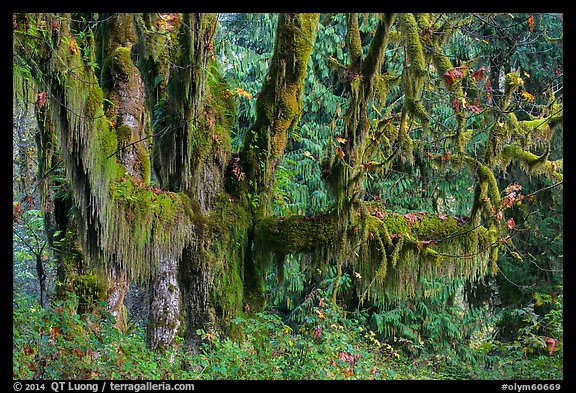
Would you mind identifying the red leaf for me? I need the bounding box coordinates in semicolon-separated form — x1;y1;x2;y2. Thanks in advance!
21;195;36;207
546;337;557;355
24;345;34;356
372;208;386;219
471;66;487;81
313;324;323;339
404;212;419;225
35;92;48;109
451;97;460;112
505;217;516;231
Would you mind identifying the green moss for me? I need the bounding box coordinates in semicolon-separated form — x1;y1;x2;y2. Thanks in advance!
111;46;134;78
399;13;425;73
242;13;318;208
107;164;198;280
207;193;252;334
476;161;501;208
136;143;151;183
346;14;363;66
116;124;132;146
413;215;460;239
85;84;104;116
72;273;108;313
255;214;338;255
501;144;562;181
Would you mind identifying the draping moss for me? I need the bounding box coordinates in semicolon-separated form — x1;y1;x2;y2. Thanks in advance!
500;144;563;182
398;13;429;135
254;206;494;304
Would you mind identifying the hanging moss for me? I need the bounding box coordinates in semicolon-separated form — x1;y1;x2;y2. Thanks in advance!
398;13;429;134
72;273;108;314
255;205;493;304
500;144;562;181
106;163;200;281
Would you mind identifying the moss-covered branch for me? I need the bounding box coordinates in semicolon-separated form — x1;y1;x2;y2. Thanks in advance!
501;144;563;182
254;204;495;303
241;13;319;216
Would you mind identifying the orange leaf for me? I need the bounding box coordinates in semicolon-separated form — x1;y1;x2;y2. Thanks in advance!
546;337;557;355
521;90;534;102
69;37;78;55
527;14;535;31
471;66;487;81
444;70;456;85
335;146;345;159
13;202;21;223
234;87;252;99
336;136;347;144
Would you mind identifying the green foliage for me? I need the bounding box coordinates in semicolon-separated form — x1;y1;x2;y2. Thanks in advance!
13;291;194;379
369;278;493;363
192;290;402;379
472;292;563;379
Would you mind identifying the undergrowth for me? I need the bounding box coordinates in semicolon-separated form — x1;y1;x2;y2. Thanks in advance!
13;289;562;380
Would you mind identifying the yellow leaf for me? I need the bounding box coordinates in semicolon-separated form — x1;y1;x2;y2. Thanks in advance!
336;136;347;144
521;90;534;102
234;87;252;99
511;251;523;262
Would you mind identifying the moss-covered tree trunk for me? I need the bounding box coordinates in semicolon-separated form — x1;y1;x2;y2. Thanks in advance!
13;12;318;351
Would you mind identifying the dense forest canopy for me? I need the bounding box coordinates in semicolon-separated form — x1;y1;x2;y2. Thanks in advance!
13;12;562;379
